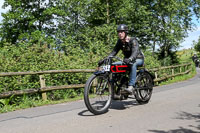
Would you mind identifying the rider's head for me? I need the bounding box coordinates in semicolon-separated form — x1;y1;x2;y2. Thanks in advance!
117;24;128;40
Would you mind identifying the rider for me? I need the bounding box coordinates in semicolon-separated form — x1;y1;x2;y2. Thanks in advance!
192;53;199;67
192;53;198;62
99;24;144;94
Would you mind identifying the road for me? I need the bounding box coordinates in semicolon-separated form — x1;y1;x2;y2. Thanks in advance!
0;68;200;133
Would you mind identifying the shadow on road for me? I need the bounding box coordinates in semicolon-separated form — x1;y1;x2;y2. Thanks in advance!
148;104;200;133
149;128;199;133
110;99;140;110
78;99;142;116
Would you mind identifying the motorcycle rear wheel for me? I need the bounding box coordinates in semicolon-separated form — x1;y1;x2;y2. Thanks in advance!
84;74;112;115
135;72;153;104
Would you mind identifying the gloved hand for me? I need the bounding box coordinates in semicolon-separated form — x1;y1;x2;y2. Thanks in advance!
123;58;131;64
98;56;110;66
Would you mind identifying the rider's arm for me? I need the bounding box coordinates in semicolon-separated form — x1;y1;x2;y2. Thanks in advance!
108;39;121;57
129;39;139;61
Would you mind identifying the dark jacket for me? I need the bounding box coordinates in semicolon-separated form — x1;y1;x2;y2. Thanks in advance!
192;55;198;62
109;37;144;61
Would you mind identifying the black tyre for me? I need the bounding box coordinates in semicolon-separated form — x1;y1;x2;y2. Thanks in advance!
84;74;112;115
135;72;153;104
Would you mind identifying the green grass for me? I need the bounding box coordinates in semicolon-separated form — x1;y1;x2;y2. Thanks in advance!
158;67;196;86
177;48;194;63
159;48;197;86
0;95;84;113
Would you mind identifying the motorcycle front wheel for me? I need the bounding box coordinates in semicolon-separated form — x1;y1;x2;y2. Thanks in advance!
84;74;112;115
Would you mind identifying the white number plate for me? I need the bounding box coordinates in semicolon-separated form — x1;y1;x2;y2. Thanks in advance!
102;65;111;71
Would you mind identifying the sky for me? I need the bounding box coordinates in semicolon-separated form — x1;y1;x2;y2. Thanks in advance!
180;19;200;50
0;0;6;22
0;0;199;50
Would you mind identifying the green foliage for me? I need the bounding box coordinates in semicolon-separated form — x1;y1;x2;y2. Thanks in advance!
177;48;195;63
143;51;161;69
1;0;199;55
0;95;14;107
194;36;200;53
0;94;49;113
159;63;196;86
1;0;63;44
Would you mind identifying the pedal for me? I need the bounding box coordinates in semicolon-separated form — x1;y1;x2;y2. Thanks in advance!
113;94;128;100
120;90;129;95
113;94;122;100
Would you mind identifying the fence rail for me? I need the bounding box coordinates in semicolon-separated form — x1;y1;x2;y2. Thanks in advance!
0;63;192;100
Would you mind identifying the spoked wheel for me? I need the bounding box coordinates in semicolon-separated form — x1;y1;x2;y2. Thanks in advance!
84;74;112;115
135;72;153;104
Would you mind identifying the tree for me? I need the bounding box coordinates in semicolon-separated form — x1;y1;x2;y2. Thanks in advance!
0;0;200;62
0;0;63;45
194;36;200;52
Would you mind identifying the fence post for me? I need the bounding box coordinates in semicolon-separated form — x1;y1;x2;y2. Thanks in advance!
184;65;187;72
188;63;191;74
39;74;47;101
172;68;174;79
155;71;158;85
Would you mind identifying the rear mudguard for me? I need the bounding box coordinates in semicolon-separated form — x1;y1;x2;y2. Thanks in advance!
137;69;155;85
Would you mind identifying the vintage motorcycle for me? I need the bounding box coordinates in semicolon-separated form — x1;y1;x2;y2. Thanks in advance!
84;56;154;115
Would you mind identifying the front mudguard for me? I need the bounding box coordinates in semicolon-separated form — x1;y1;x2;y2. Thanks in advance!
94;70;106;75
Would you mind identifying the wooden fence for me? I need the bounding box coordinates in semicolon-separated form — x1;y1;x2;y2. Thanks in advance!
0;63;192;100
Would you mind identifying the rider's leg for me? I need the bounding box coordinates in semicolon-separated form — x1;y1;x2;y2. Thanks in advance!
129;59;144;86
125;59;144;93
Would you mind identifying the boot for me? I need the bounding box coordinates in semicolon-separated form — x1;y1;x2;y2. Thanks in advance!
124;86;135;94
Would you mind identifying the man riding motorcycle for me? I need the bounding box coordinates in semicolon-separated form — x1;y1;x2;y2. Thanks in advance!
192;53;200;67
99;24;144;94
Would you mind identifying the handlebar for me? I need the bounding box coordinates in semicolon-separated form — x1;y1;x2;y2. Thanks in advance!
104;56;133;65
108;56;123;62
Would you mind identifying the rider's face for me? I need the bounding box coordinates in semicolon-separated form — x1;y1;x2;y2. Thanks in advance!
118;31;126;40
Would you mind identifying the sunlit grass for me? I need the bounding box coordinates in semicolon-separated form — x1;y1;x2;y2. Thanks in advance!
0;95;84;113
159;67;196;86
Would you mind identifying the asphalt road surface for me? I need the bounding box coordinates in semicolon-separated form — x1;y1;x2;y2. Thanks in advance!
0;68;200;133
